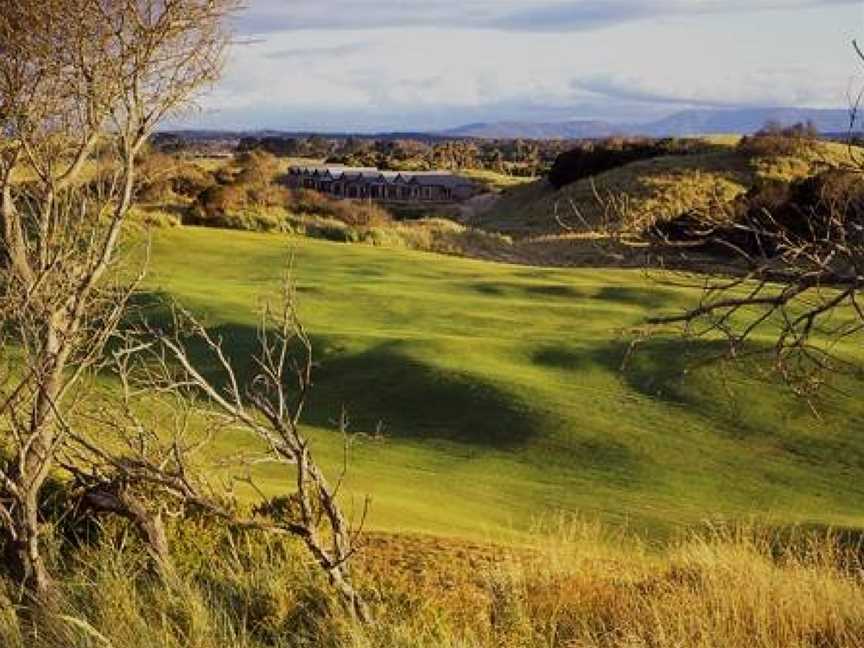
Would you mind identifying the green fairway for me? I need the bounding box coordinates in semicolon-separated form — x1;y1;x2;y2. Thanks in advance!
144;227;864;541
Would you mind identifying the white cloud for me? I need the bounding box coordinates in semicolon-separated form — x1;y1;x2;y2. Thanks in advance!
574;68;851;110
180;1;864;130
234;0;860;34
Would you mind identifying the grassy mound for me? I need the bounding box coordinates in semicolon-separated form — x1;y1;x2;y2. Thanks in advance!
482;138;859;237
142;227;864;540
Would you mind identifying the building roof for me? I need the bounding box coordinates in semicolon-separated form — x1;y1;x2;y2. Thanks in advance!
290;165;473;188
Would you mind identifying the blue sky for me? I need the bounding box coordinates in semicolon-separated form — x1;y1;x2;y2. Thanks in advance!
182;0;864;132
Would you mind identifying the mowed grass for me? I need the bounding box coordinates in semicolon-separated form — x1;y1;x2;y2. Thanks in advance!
144;226;864;541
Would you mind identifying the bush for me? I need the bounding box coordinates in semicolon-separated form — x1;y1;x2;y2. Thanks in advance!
234;150;281;185
135;153;217;203
186;153;391;233
186;153;292;229
129;207;182;228
652;169;864;258
738;135;811;159
171;163;217;199
305;219;356;243
548;138;706;190
738;122;820;159
361;227;408;248
288;189;391;227
187;184;248;223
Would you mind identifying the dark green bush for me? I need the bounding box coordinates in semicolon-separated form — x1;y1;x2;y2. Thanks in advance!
548;138;706;189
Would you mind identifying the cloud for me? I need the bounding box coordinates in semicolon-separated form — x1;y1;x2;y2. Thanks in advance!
573;70;850;111
187;1;859;131
264;43;369;60
493;0;861;32
234;0;861;34
573;76;759;109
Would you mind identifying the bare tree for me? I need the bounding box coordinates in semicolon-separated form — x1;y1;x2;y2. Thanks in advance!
646;189;864;397
158;285;372;622
642;46;864;397
60;281;372;621
0;0;236;598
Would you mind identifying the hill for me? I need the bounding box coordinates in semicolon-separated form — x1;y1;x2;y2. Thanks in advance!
442;120;623;140
641;107;851;137
442;107;851;140
144;227;864;541
478;137;858;238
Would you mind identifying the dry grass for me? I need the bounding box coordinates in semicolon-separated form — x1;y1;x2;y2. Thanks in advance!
2;518;864;647
484;139;863;238
460;169;538;192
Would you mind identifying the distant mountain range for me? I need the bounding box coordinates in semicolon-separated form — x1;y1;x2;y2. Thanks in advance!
439;108;852;140
442;120;622;140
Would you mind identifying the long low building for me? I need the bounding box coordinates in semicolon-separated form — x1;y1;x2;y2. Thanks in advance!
286;165;476;202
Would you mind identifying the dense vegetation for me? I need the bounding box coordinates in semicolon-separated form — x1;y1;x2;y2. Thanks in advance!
652;168;864;256
130;149;512;255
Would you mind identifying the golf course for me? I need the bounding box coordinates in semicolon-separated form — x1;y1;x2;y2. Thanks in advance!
144;226;864;542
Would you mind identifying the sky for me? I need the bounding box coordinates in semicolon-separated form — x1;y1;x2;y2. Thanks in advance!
179;0;864;132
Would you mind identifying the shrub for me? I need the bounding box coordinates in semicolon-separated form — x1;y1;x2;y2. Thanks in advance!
738;122;820;159
305;219;356;242
738;135;811;158
361;227;407;248
135;153;217;203
171;163;217;199
548;138;707;190
288;189;392;227
187;184;248;222
235;150;281;185
129;207;182;228
652;169;864;258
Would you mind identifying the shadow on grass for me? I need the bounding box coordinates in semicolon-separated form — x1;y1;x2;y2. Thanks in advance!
307;341;543;447
526;284;585;299
565;437;647;487
533;337;790;440
531;346;595;371
468;281;585;300
125;297;546;448
593;286;674;310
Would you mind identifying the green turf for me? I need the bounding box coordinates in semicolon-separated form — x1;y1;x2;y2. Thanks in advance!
143;226;864;541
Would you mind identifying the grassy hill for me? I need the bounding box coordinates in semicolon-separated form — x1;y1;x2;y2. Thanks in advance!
144;226;864;542
480;138;858;238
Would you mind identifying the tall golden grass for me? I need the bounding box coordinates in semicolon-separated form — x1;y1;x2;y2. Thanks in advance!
1;516;863;647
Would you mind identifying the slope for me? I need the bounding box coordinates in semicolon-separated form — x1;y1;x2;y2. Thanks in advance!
145;227;864;541
480;138;857;238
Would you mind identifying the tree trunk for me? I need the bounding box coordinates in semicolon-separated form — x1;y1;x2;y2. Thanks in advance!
4;322;66;600
5;488;52;601
327;564;371;623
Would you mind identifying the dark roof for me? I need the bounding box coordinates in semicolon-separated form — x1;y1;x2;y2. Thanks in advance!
289;165;474;188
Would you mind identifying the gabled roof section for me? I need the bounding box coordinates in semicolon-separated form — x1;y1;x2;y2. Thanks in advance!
288;165;476;189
